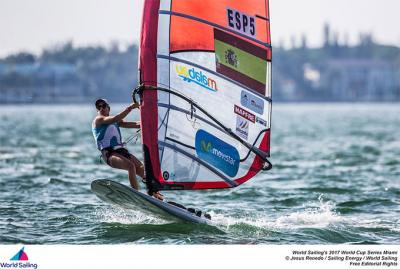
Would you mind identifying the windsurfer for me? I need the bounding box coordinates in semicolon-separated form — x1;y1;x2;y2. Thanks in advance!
92;98;164;200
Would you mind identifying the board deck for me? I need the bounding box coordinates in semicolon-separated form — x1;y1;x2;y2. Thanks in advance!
91;179;211;224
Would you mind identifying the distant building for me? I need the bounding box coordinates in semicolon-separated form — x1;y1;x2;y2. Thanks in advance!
0;63;87;103
272;70;301;101
319;59;399;101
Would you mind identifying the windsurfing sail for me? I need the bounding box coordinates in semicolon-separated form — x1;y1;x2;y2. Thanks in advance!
137;0;272;192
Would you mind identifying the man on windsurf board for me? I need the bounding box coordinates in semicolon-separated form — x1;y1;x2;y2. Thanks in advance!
92;98;164;200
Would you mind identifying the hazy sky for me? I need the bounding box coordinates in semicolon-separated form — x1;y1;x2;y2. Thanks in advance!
0;0;399;57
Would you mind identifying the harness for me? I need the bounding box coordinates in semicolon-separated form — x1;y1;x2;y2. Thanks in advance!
100;147;131;165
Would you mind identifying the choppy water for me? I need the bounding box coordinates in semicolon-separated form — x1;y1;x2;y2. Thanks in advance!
0;104;399;244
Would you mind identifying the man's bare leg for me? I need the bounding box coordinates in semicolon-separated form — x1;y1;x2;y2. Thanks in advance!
129;154;163;200
152;192;164;200
108;154;139;190
129;154;145;179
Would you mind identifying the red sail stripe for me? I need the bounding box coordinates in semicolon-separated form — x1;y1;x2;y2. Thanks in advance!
140;0;164;185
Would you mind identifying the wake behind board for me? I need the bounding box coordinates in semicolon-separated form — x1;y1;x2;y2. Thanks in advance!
91;179;211;224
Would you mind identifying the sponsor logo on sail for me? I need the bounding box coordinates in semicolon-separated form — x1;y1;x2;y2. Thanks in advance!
195;130;239;177
0;247;38;269
175;65;218;92
256;116;267;127
241;90;264;114
234;105;255;123
236;116;249;140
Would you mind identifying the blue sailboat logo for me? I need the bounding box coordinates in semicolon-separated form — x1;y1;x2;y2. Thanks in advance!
10;247;29;261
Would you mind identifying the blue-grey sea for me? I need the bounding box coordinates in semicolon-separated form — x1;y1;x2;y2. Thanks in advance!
0;104;399;244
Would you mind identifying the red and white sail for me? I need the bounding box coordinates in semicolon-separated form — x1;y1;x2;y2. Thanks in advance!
138;0;272;191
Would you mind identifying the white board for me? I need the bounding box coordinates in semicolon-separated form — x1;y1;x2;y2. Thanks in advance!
91;179;211;225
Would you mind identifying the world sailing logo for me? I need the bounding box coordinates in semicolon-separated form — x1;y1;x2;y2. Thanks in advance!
10;247;28;261
0;247;38;269
195;129;239;177
175;65;218;92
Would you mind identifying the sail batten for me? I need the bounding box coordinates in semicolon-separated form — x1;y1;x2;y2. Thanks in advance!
139;0;272;191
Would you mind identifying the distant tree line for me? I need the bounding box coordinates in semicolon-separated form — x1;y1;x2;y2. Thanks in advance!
273;24;400;101
1;23;400;102
0;42;138;102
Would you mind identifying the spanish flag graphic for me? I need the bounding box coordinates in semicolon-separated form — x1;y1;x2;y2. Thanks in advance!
214;28;269;95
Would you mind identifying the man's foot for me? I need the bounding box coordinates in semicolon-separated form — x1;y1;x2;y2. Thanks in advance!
152;191;164;201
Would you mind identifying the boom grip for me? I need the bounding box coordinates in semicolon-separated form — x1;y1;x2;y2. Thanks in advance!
132;84;144;104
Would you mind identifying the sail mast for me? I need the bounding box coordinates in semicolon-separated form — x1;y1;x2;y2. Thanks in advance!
139;0;162;192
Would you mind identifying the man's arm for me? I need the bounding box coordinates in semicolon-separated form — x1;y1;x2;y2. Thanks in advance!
119;121;140;128
94;103;139;127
